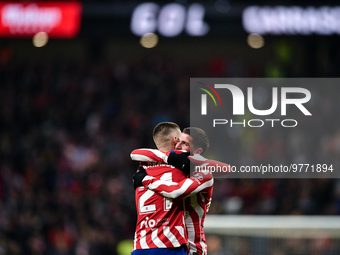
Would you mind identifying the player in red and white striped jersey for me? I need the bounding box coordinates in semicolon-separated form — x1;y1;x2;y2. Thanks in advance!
131;127;231;255
132;151;214;255
132;122;188;255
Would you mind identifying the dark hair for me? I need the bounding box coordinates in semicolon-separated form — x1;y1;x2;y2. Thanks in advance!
153;122;180;141
182;127;209;154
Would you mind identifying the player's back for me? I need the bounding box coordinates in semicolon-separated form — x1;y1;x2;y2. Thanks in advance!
133;164;187;250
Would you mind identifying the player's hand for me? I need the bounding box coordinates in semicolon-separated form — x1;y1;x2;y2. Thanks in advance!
132;166;147;189
167;152;192;176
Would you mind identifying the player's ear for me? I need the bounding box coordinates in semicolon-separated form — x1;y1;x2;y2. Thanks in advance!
194;148;203;155
172;136;178;144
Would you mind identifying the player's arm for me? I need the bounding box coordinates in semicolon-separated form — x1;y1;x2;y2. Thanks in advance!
131;148;191;174
134;167;213;200
130;148;169;164
131;148;231;177
189;154;232;177
145;172;213;199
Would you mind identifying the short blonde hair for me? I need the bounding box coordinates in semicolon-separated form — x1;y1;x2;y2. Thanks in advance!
153;122;180;146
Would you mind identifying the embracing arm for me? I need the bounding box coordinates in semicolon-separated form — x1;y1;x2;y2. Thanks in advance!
131;149;230;171
130;148;169;164
131;149;191;174
188;154;231;177
141;171;213;200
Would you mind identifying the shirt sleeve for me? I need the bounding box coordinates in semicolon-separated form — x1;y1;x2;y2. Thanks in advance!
131;148;231;177
130;148;188;164
130;148;170;163
189;154;231;177
142;171;214;200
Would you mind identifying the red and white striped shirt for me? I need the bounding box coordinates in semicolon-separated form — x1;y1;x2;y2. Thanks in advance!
131;149;230;255
133;163;188;250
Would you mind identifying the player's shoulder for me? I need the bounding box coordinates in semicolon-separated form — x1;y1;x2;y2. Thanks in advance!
171;149;187;154
171;167;187;180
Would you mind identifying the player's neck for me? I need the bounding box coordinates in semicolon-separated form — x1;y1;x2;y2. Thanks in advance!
157;144;172;152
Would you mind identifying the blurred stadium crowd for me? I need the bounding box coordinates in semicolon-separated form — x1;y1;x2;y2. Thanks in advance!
0;36;340;255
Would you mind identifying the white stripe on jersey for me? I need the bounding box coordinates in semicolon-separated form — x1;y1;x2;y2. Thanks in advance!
148;149;168;162
147;175;213;200
185;193;207;255
175;226;185;239
133;232;137;250
130;154;155;162
163;227;180;247
201;242;207;255
131;149;168;162
143;175;156;182
147;179;193;199
188;179;214;197
140;230;149;249
188;154;206;162
185;212;197;253
191;194;206;254
152;228;166;248
147;179;178;187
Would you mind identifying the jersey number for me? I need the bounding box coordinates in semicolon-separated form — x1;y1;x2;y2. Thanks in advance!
139;172;173;214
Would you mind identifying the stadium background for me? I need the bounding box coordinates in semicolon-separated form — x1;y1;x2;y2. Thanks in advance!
0;0;340;254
